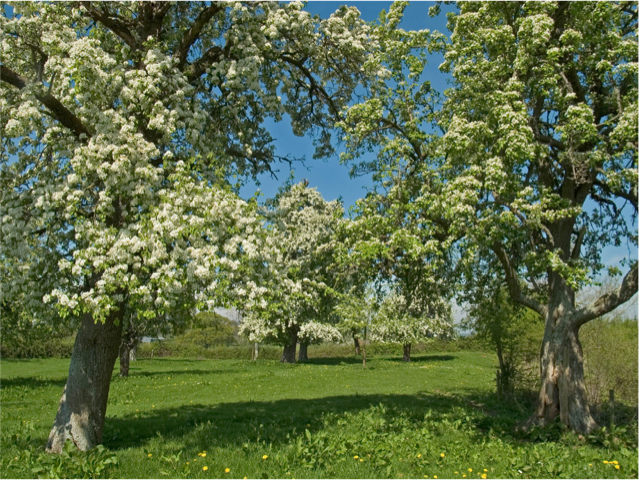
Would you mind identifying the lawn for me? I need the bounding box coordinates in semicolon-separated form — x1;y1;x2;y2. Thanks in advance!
1;352;637;479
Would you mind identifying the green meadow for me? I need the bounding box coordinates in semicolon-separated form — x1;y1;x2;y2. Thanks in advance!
1;352;637;479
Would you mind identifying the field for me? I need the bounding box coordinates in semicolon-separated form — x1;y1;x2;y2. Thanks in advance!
1;352;637;479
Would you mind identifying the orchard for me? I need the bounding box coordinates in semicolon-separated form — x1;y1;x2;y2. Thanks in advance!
1;2;636;479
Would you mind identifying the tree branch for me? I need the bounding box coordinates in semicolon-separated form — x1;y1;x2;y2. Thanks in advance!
80;2;138;51
573;262;638;327
1;65;92;139
492;242;548;317
280;54;342;119
175;3;224;70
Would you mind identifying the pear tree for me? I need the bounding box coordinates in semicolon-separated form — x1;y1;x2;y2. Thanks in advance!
1;1;372;451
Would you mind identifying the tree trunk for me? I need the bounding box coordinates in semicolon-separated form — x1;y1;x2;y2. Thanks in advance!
252;342;259;361
298;341;308;362
527;320;597;434
46;311;123;453
281;328;298;363
353;335;360;355
119;343;130;377
402;343;411;362
119;328;138;377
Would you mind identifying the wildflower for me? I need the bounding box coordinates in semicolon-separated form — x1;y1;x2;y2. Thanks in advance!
417;454;422;458
455;472;458;474
481;475;487;479
588;464;592;467
441;453;445;458
186;462;189;465
203;466;208;471
225;468;230;473
202;453;206;457
483;469;487;472
603;461;608;464
615;466;620;470
612;461;618;465
424;476;428;478
148;454;152;458
354;455;359;460
263;455;268;460
360;458;364;462
468;469;472;472
434;476;438;479
463;476;467;478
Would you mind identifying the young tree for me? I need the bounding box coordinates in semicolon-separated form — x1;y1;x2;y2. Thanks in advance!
464;287;543;398
371;290;452;362
1;2;372;451
239;182;344;363
437;1;637;433
334;286;380;366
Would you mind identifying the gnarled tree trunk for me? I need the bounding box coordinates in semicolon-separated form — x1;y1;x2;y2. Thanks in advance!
527;318;597;433
402;343;411;362
281;328;298;363
298;341;309;362
353;335;360;355
46;310;123;453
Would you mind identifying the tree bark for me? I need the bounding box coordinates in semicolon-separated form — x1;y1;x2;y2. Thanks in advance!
402;343;411;362
119;344;130;377
362;344;366;368
119;328;138;377
527;315;597;433
298;341;309;362
252;342;259;361
46;311;123;453
281;328;298;363
353;335;360;355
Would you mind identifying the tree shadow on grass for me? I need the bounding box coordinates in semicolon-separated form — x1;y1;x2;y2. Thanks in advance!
117;369;243;378
0;376;67;389
385;355;457;363
302;357;365;365
103;389;531;453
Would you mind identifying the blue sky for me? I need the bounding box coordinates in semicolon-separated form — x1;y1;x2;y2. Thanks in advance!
239;1;453;211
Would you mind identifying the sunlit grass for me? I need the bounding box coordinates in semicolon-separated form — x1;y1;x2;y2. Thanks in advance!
1;352;637;478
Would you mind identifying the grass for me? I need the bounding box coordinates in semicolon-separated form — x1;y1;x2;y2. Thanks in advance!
1;352;637;479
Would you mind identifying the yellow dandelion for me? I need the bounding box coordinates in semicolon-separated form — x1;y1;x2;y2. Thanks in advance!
354;455;359;460
484;469;488;472
455;472;458;474
615;465;620;470
481;475;487;479
148;454;152;458
612;461;618;465
434;476;438;479
203;466;208;471
441;453;445;458
603;461;609;464
360;458;364;462
589;464;592;467
186;462;189;465
424;476;428;478
225;468;230;473
263;455;268;460
417;454;422;458
202;453;206;457
468;469;472;472
463;476;467;478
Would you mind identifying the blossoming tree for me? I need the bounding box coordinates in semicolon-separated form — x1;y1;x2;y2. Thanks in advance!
239;182;344;363
340;1;637;432
436;1;637;433
371;290;452;362
1;1;372;451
